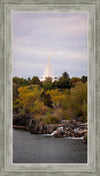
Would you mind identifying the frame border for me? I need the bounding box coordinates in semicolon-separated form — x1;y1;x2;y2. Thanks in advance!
0;0;100;176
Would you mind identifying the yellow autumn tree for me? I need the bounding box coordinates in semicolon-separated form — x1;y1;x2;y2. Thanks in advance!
46;89;65;108
14;86;47;115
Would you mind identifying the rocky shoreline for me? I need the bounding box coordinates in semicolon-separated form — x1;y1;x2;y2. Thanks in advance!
13;115;87;144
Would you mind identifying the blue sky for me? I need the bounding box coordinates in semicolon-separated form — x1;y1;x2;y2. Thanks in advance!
13;13;87;79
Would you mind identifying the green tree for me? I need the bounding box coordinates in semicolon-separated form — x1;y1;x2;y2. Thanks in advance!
62;72;69;79
27;77;31;85
41;90;53;107
31;76;41;85
58;72;70;88
81;76;87;83
53;80;59;88
42;81;53;91
62;82;87;121
70;77;81;87
13;77;27;87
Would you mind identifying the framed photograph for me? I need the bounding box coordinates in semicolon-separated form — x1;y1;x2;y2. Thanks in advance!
0;0;100;176
13;11;88;164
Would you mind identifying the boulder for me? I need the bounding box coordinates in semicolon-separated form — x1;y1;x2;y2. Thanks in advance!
82;133;87;144
63;133;67;137
74;131;82;137
29;120;57;134
44;124;57;134
29;119;41;134
13;114;32;129
78;129;87;135
53;130;64;138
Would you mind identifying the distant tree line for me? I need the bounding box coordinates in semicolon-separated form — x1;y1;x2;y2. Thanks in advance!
13;72;87;89
13;72;87;103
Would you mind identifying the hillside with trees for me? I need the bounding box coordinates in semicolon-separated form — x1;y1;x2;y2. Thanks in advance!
13;72;87;124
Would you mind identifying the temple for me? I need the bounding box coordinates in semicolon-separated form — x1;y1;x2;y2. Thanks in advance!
40;57;55;82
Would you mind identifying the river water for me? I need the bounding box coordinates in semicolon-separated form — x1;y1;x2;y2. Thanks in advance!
13;129;87;163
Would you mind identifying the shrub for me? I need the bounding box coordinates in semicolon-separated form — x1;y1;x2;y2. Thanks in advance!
63;109;74;120
82;100;87;122
62;82;87;120
42;81;53;91
70;77;81;87
42;113;59;124
54;108;64;120
41;90;53;107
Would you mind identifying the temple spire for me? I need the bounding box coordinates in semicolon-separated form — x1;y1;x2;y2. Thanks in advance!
48;56;50;64
40;57;55;82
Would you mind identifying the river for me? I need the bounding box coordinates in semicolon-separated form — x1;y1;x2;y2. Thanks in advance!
13;129;87;163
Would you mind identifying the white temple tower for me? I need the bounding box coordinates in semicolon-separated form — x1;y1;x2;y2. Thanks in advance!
40;57;55;82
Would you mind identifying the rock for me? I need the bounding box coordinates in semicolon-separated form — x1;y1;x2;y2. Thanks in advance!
46;124;57;133
68;124;75;129
74;131;82;137
65;127;69;131
63;133;67;137
70;133;75;137
29;119;41;134
41;124;57;134
78;129;87;135
29;120;57;134
82;133;87;144
13;125;29;130
67;131;71;137
13;115;88;142
60;120;68;123
53;130;64;138
57;123;65;127
13;114;32;128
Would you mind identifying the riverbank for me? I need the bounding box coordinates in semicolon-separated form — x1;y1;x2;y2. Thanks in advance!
13;115;87;143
